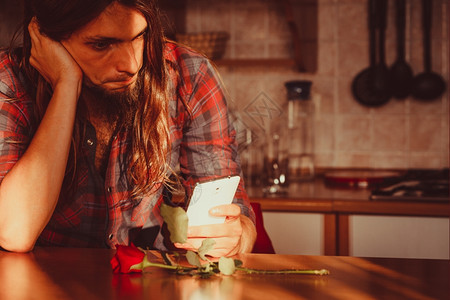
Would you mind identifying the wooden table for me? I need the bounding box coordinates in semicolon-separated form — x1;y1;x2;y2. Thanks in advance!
0;247;448;299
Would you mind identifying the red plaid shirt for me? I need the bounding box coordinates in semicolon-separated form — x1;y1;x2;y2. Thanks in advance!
0;43;254;249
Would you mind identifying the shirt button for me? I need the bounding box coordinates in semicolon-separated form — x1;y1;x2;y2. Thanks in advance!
108;234;114;240
87;139;94;146
107;187;112;193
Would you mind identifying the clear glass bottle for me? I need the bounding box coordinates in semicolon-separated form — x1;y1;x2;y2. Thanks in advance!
262;124;288;195
285;80;315;181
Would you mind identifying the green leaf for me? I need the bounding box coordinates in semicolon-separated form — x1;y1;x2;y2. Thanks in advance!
197;238;216;260
218;257;236;275
186;250;202;268
160;203;188;244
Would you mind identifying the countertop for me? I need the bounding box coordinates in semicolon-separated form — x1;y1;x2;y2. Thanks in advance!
247;176;450;217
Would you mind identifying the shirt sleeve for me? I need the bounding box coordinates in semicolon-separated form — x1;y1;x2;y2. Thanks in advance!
178;57;255;224
0;56;33;183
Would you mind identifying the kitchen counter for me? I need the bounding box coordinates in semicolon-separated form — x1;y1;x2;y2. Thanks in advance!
247;175;449;256
247;176;449;217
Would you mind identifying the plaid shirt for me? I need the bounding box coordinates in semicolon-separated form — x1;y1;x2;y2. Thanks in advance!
0;43;254;249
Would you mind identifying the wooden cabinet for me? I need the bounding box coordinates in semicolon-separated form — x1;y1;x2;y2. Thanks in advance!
262;212;324;255
159;0;318;72
249;180;450;258
349;215;449;259
257;209;449;259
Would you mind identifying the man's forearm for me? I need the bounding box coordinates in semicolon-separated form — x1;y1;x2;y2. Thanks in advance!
0;80;80;252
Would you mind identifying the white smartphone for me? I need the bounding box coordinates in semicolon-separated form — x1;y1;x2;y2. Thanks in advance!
186;175;240;227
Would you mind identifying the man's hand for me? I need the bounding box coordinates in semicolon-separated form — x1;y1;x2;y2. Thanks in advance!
28;18;82;90
174;204;257;258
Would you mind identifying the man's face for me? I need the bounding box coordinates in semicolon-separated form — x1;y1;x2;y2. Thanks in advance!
61;2;147;94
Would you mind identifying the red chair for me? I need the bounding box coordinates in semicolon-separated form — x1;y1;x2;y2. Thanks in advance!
250;202;275;254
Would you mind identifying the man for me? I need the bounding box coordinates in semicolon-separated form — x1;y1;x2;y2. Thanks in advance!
0;0;256;256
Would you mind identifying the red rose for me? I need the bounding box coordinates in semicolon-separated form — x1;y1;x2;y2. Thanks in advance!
111;244;145;274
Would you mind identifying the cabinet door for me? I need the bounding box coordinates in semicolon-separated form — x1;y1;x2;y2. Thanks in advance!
262;212;323;255
350;215;449;259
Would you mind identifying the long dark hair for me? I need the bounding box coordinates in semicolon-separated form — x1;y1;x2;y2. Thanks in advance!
22;0;171;199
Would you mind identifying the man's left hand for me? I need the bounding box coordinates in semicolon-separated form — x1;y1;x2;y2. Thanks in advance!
174;204;256;257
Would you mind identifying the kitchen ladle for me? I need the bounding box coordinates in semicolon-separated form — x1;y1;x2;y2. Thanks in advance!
411;0;446;101
388;0;413;99
352;0;391;107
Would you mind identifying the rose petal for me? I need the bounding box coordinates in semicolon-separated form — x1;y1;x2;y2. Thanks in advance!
110;244;145;274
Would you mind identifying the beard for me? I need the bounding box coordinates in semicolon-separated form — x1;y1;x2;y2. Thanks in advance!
80;72;143;129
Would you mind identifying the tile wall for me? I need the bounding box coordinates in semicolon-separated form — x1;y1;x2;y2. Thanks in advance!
0;0;447;172
185;0;449;172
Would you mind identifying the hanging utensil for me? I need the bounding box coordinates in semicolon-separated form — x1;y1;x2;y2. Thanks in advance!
411;0;446;101
388;0;413;99
352;0;391;107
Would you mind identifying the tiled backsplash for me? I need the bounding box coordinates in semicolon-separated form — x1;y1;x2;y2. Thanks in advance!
186;0;449;170
0;1;447;171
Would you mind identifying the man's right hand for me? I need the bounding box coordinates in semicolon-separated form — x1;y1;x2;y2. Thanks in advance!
28;18;83;90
